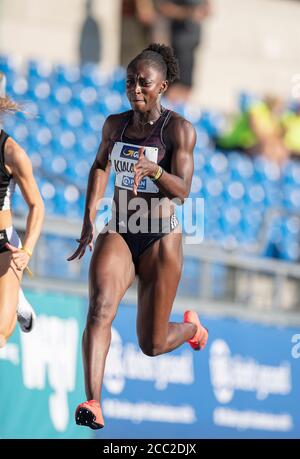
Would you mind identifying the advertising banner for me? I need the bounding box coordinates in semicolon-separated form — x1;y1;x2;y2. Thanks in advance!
1;291;299;439
0;290;91;439
100;306;300;439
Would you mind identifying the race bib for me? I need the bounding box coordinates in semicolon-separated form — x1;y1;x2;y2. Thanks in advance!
110;142;159;193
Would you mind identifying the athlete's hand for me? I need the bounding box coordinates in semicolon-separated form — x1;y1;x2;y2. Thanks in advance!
5;243;30;272
67;219;94;261
133;147;157;195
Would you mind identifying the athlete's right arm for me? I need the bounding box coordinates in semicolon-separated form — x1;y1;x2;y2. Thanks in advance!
67;116;113;261
83;117;113;225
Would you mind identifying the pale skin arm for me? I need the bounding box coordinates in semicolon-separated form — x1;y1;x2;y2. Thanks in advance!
67;117;112;261
134;0;156;25
133;118;196;204
4;138;45;271
157;1;195;20
157;0;212;22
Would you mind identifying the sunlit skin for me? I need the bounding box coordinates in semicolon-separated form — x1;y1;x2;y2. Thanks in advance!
126;62;169;194
126;61;168;120
0;135;44;347
68;57;197;409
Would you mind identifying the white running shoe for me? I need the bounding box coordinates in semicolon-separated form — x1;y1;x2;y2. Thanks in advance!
17;289;37;333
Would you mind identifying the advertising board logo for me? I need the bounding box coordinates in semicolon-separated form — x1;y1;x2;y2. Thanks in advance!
120;145;139;160
103;327;194;395
122;175;146;190
209;339;291;404
21;315;79;432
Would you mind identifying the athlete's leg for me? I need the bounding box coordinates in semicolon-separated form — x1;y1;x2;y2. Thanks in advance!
8;227;36;332
136;228;197;356
83;231;135;402
0;251;22;347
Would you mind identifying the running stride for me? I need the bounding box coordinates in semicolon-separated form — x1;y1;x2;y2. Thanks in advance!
68;43;208;430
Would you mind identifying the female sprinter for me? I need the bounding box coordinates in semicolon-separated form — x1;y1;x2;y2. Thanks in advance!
68;44;208;430
0;73;44;348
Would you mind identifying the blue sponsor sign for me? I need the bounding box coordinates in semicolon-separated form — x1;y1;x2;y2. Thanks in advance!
0;290;92;439
1;291;299;439
98;305;300;439
121;175;147;190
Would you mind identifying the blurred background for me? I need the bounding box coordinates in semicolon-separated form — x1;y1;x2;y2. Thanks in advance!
0;0;300;439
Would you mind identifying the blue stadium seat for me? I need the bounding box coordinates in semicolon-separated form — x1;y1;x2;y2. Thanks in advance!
0;55;9;73
110;67;126;93
3;53;300;265
54;64;81;85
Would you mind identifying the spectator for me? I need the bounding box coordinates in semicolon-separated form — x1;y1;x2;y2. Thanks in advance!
216;94;289;164
282;103;300;159
79;0;102;66
120;0;157;67
156;0;212;102
248;95;288;163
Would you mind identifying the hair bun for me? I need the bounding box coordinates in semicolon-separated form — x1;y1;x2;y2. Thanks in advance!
143;43;179;83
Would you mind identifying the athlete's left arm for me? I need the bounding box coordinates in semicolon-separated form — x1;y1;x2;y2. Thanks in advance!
153;118;196;204
6;139;45;254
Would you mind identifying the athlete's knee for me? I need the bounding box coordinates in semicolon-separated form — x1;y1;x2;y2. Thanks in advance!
138;338;165;357
0;334;7;348
87;292;117;326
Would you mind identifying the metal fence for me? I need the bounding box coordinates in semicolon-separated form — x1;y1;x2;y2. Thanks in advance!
14;212;300;327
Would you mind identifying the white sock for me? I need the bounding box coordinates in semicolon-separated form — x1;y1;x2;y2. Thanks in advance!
7;227;36;330
17;289;34;319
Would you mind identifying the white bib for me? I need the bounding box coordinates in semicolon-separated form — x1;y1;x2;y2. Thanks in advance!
110;142;159;193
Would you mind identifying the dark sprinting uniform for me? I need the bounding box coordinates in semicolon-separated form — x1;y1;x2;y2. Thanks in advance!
0;129;17;253
109;108;179;269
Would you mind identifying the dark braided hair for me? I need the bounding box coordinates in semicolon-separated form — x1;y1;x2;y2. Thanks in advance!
128;43;179;83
